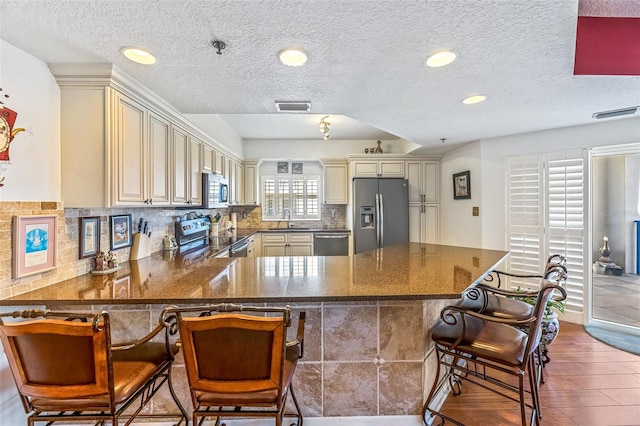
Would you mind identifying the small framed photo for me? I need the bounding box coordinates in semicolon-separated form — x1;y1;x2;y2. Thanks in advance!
292;162;303;174
453;170;471;200
277;161;289;173
12;215;57;279
79;216;100;259
110;214;132;250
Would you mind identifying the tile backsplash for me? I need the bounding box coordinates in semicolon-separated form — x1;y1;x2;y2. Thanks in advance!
0;202;347;299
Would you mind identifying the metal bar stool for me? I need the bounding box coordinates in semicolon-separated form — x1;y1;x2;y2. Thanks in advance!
422;281;567;426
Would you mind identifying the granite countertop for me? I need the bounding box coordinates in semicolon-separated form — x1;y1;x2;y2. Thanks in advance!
1;243;508;306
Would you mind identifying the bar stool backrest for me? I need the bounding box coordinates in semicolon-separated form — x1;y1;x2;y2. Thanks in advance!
0;310;113;403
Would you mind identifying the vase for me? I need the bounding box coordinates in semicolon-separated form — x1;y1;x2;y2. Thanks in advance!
539;312;560;364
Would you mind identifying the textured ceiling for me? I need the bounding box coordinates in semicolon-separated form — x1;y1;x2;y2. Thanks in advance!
1;0;639;151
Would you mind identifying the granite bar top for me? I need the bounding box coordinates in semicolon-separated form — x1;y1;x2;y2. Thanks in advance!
1;243;508;306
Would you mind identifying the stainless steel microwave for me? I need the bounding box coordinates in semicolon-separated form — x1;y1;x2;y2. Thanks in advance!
203;173;229;209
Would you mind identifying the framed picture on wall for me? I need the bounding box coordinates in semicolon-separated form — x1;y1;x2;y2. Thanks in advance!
110;214;132;250
292;162;303;174
79;216;100;259
277;161;289;173
453;170;471;200
12;215;58;279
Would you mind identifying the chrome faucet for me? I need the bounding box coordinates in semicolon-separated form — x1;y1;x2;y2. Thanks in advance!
282;208;291;228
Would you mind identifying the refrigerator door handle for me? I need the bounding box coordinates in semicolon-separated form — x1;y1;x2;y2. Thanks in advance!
379;193;384;247
375;193;380;246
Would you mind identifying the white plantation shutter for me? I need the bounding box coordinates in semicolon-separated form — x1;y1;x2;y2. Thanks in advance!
506;155;545;289
505;151;586;317
546;152;585;314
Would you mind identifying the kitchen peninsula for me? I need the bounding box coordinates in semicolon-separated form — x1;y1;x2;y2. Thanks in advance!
3;243;508;419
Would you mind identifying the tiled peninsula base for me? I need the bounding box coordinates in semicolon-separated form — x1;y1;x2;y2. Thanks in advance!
51;299;454;419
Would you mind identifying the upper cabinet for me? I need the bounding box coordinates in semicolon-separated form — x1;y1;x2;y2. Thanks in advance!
112;92;148;206
405;160;439;204
147;111;171;206
51;64;242;208
347;156;405;178
243;161;259;205
322;160;347;204
202;144;214;173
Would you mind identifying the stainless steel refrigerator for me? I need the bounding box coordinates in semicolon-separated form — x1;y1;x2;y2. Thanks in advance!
353;177;409;254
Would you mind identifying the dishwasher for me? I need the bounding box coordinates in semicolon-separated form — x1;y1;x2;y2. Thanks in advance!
314;233;349;256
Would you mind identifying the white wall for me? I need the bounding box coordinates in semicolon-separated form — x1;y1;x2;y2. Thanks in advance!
440;117;640;250
439;142;483;248
184;113;244;158
0;40;60;201
243;138;416;160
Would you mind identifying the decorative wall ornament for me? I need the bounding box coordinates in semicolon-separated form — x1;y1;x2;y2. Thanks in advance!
0;87;26;187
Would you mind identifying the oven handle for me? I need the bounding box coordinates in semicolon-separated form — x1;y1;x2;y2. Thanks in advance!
230;240;249;255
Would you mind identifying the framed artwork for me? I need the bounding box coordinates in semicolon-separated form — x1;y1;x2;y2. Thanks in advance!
277;161;289;173
453;170;471;200
12;215;57;279
79;216;100;259
292;162;303;174
110;214;132;250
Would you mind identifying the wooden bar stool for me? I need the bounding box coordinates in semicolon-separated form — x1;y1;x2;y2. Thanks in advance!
162;303;305;426
0;308;188;426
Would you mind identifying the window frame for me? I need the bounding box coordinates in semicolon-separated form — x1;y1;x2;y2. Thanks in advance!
261;174;321;221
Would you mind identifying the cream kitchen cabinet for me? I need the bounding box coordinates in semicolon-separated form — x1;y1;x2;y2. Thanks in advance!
202;144;214;173
405;160;439;204
409;204;439;244
323;161;347;204
231;160;243;204
52;64;244;208
147;112;171;206
243;161;259;204
171;129;203;206
214;151;224;175
261;233;314;256
189;135;203;206
348;157;405;178
171;126;189;205
112;92;170;207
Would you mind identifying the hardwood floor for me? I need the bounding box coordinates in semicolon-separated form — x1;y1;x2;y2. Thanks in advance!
437;322;640;425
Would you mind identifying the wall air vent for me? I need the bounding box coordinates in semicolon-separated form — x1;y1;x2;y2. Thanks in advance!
275;101;311;113
592;106;638;119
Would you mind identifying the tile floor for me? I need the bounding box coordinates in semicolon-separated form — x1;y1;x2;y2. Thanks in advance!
592;273;640;328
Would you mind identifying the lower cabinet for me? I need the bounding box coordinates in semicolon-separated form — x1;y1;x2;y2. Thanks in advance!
261;233;314;256
409;204;439;244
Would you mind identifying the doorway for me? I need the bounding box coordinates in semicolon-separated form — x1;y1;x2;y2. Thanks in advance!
590;145;640;334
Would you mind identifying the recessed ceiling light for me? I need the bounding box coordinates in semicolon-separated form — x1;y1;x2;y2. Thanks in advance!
426;51;457;67
278;48;308;67
121;47;156;65
462;95;487;105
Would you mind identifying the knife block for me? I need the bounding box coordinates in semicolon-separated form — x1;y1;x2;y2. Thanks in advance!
130;233;151;260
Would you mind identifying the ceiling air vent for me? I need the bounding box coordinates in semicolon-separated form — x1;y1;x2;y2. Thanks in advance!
275;101;311;113
592;106;638;119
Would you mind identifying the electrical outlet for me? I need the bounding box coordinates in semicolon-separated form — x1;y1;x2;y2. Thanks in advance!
472;206;479;216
